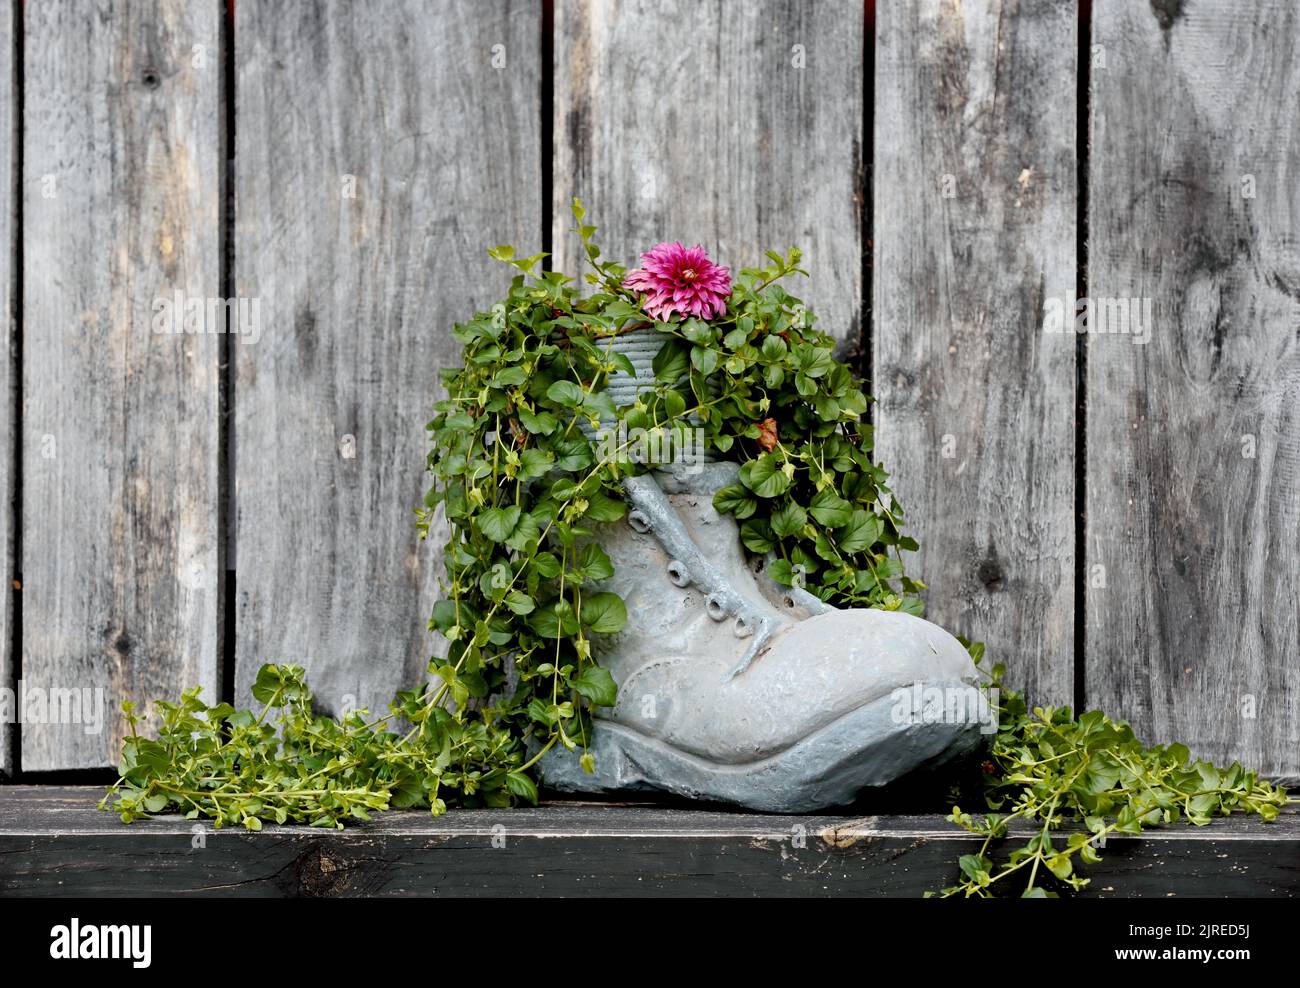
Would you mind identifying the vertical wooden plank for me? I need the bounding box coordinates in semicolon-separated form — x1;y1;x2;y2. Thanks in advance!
234;1;540;715
23;0;222;769
554;0;863;350
873;0;1077;703
1087;1;1300;774
0;0;13;776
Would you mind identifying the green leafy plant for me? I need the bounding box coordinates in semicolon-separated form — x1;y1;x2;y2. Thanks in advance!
102;664;534;827
411;201;924;789
619;238;924;612
104;201;919;827
929;653;1292;897
102;202;1291;899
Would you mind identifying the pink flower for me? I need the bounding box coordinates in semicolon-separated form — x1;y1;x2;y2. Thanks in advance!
624;242;731;321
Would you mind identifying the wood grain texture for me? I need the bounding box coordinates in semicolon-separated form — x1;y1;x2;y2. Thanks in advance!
1086;1;1300;774
22;0;222;769
2;788;1297;898
234;1;540;716
873;0;1077;703
554;0;864;350
0;0;12;776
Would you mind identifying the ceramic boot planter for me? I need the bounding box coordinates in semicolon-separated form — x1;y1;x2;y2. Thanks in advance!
539;329;987;812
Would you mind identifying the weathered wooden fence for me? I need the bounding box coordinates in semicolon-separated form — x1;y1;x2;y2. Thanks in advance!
1;0;1296;780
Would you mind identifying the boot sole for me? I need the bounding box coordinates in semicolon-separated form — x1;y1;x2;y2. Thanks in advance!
539;678;987;813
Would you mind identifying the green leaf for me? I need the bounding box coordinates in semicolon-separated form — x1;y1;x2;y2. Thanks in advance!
519;448;554;479
547;381;586;408
813;395;840;421
1196;763;1222;790
837;509;882;552
518;407;560;435
770;502;807;538
479;505;521;542
504;591;535;615
608;350;636;376
251;664;283;704
740;519;774;554
739;455;791;498
504;511;541;552
723;327;750;349
577;542;615;583
795;344;834;378
553;438;594;472
713;484;758;519
958;854;992;886
533;552;562;579
652;341;690;382
808;489;853;527
529;601;580;639
506;772;539;805
1045;853;1073;880
570;666;618;706
681;319;713;344
691;346;719;375
582;592;627;634
663;389;687;418
490;366;527;388
584;390;617;420
432;600;459;634
761;334;787;360
767;558;797;586
584;490;626;523
528;697;556;725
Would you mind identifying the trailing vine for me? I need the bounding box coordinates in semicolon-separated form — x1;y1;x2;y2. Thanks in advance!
932;654;1291;897
102;202;1291;897
410;200;924;789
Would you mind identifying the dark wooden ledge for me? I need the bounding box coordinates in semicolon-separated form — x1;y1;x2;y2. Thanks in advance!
1;787;1296;897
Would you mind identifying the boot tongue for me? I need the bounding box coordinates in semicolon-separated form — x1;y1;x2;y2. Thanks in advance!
584;326;718;478
654;460;739;495
603;326;668;409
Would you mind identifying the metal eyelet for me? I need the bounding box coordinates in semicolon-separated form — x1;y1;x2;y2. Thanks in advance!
666;560;691;587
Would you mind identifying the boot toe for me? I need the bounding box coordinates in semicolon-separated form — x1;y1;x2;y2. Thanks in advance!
541;608;987;812
649;607;983;765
